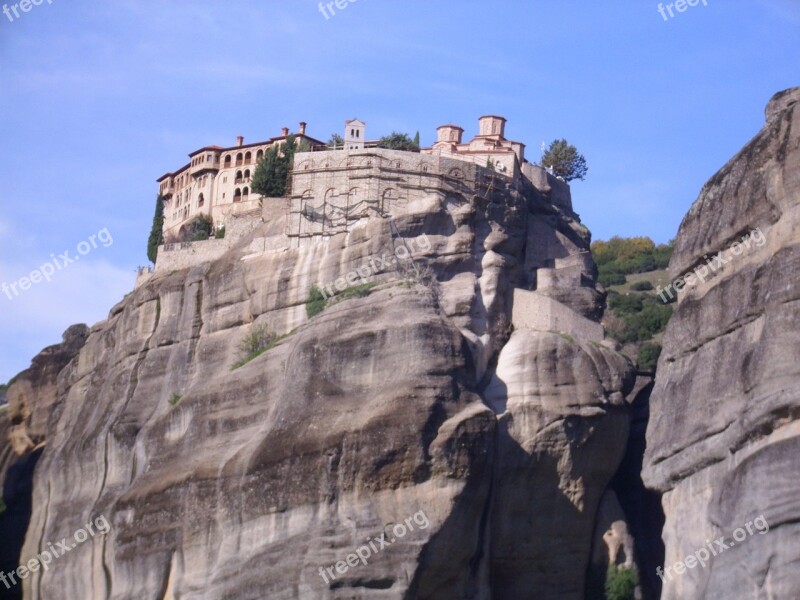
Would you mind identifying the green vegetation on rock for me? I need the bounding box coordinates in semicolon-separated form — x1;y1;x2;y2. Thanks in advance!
604;565;638;600
306;285;328;318
232;324;294;370
377;132;420;152
606;291;672;343
182;214;214;242
637;342;662;372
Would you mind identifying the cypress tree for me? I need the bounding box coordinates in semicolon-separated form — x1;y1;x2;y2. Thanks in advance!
147;193;165;263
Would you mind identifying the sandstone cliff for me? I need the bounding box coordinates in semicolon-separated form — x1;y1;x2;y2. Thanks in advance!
2;160;641;599
643;87;800;599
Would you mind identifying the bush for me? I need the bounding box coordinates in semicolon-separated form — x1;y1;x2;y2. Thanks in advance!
168;393;183;407
335;282;376;302
306;285;328;318
630;280;654;291
599;271;627;287
179;214;213;242
377;132;420;152
604;565;638;600
606;295;673;343
608;294;643;316
214;226;226;239
238;324;276;358
637;342;662;372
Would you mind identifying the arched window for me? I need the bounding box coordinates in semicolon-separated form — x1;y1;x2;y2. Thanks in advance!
224;155;232;168
234;188;242;202
256;149;264;161
235;170;243;184
198;193;205;208
244;151;252;164
236;153;243;167
243;187;249;199
244;169;251;180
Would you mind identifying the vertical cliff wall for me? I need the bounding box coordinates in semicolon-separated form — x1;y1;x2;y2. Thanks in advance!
643;87;800;599
2;160;641;599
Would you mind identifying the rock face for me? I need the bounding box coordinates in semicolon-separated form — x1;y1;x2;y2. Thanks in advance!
2;157;638;599
0;325;88;600
643;87;800;599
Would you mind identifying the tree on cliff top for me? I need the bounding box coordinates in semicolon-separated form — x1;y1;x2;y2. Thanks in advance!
377;132;420;152
252;135;298;197
147;193;165;263
541;139;588;182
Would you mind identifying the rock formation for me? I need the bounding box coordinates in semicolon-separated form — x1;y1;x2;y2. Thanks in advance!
1;154;642;599
643;87;800;599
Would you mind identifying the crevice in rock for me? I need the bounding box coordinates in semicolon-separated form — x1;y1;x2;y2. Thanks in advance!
0;447;43;600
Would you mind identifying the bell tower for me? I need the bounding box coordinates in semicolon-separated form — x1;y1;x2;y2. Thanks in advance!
345;118;366;150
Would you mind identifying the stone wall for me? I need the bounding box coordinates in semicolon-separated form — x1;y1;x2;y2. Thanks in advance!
154;212;263;273
512;289;604;342
522;162;573;211
288;148;500;239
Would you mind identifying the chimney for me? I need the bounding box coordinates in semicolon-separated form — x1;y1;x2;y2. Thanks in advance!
299;121;307;135
282;127;289;137
236;136;244;147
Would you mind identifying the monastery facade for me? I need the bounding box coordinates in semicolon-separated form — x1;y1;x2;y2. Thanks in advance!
156;116;567;242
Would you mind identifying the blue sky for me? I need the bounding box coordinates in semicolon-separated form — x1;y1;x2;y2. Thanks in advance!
0;0;798;382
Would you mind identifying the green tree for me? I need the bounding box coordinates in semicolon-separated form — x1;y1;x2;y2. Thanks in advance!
252;145;278;197
541;138;588;182
377;132;420;152
328;133;344;149
252;135;297;197
413;131;420;148
637;342;662;372
147;193;165;263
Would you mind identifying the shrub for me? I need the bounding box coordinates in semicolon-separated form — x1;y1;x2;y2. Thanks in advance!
214;226;226;239
238;324;276;358
599;271;627;287
168;393;183;407
306;285;328;318
606;294;673;343
637;342;662;372
608;294;643;316
335;282;377;302
231;324;286;370
630;280;654;291
179;214;213;242
604;565;638;600
377;132;420;152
